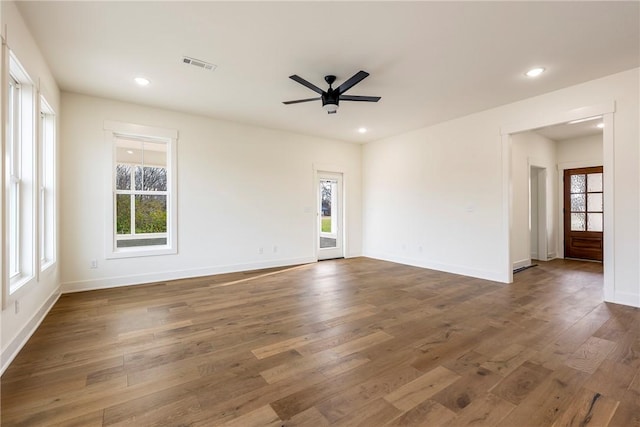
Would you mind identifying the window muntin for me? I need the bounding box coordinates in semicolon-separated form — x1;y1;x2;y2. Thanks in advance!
569;172;603;232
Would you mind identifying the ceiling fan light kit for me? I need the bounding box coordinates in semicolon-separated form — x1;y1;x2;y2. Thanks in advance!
323;103;339;114
283;70;381;114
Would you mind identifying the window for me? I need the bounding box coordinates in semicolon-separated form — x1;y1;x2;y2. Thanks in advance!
40;98;56;270
105;121;177;258
115;137;168;248
8;74;20;279
6;52;36;294
570;170;603;232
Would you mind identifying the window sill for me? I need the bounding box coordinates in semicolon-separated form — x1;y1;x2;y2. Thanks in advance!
8;273;36;303
40;260;56;274
106;246;177;260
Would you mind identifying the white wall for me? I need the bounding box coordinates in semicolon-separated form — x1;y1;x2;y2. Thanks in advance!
60;93;362;292
557;133;603;166
363;68;639;308
511;131;557;267
1;1;61;373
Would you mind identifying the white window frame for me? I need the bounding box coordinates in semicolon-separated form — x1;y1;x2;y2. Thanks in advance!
115;157;168;246
39;97;56;271
5;51;36;297
104;121;178;259
8;73;20;280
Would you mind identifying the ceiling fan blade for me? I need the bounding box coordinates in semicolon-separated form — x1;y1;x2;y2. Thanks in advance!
336;70;370;94
283;97;321;105
289;75;324;95
339;95;381;102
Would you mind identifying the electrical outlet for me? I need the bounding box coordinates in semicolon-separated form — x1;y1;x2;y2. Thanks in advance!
90;259;98;269
273;245;278;253
15;300;20;314
259;247;264;254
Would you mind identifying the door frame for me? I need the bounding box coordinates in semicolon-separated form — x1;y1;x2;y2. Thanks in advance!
529;164;548;262
501;101;615;302
557;161;604;259
313;164;348;261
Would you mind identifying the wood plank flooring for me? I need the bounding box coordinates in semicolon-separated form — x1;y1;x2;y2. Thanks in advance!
2;258;639;426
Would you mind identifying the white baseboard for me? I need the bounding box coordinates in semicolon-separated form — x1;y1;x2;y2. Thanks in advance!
513;259;531;270
1;287;61;376
607;291;640;308
363;251;507;283
61;257;316;293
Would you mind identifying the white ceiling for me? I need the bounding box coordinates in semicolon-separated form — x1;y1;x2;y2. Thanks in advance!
16;1;639;143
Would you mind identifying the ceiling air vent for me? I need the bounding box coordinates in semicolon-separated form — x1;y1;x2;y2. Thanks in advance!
182;56;217;71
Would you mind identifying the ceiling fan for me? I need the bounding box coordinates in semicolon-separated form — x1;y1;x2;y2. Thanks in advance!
283;70;381;114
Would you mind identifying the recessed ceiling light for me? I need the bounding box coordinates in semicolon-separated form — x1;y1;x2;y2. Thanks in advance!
126;150;134;154
134;77;150;86
358;127;367;134
597;123;604;129
525;67;545;78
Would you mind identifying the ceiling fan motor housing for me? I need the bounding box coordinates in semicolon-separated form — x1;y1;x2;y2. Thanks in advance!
322;89;340;107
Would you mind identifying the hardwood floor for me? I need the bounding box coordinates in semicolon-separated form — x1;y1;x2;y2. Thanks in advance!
2;258;639;426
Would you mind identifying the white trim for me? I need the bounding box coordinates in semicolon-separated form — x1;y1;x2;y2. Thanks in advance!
364;252;506;283
61;256;316;293
1;287;60;375
38;96;56;273
313;163;350;260
501;102;615;303
500;133;512;283
500;102;615;135
528;160;548;263
513;258;531;271
601;112;614;302
612;291;640;308
5;50;38;307
104;120;178;140
317;171;344;260
1;37;5;309
104;122;178;259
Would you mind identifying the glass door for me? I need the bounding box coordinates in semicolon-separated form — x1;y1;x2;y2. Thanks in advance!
318;173;343;260
564;166;603;261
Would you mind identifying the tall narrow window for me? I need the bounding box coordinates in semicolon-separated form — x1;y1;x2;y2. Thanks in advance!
40;98;56;270
6;52;36;293
115;137;168;248
104;121;177;258
7;74;20;279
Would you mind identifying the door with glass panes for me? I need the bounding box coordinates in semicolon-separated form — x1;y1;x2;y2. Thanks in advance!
318;173;343;260
564;166;603;261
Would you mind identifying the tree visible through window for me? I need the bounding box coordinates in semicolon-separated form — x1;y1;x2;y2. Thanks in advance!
114;137;169;248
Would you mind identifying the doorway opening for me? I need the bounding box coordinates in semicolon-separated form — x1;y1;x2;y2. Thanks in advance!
317;172;343;260
530;165;548;262
501;102;614;301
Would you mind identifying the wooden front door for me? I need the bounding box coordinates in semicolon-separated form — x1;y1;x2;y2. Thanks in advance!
564;166;603;261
